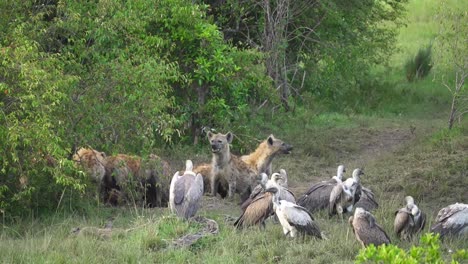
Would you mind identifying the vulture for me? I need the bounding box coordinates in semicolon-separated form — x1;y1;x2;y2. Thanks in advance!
349;207;391;248
297;165;346;213
430;203;468;238
265;170;296;204
394;196;426;240
267;187;322;239
240;173;269;212
276;169;289;188
236;170;296;228
354;187;379;212
329;179;354;218
342;168;364;213
169;160;204;219
234;190;274;229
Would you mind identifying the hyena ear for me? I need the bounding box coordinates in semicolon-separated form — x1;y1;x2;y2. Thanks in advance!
101;152;106;158
207;131;213;139
226;132;233;144
267;135;274;145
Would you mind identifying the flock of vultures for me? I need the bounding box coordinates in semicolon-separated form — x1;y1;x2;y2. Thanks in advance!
73;131;468;249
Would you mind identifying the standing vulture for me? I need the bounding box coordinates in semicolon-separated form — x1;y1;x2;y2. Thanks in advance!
430;203;468;238
169;160;204;219
297;165;346;213
329;179;354;219
267;187;322;239
234;190;274;229
349;207;391;247
343;168;364;213
394;196;426;240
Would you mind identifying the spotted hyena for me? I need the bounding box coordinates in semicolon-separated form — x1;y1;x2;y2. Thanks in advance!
241;134;293;176
207;131;257;202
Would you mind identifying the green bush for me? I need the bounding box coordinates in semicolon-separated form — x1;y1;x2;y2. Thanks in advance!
356;233;468;264
0;25;86;217
405;44;433;82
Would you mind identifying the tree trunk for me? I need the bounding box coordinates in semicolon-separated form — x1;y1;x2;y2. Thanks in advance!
262;0;290;111
192;83;208;145
448;96;456;130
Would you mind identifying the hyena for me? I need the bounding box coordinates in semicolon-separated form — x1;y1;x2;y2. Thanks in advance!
207;131;257;202
104;153;172;207
73;147;107;200
241;134;293;176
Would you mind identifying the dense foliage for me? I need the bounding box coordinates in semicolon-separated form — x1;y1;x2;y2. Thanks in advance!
0;0;272;216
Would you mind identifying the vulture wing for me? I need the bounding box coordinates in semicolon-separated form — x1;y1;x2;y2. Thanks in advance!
329;184;343;215
297;182;336;212
173;176;187;205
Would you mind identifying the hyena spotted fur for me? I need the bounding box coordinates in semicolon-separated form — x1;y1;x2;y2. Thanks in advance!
207;131;257;202
241;134;293;176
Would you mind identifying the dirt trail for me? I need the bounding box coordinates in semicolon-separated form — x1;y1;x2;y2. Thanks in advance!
343;127;413;164
289;126;415;195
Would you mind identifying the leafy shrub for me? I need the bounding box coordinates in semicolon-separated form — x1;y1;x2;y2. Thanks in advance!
356;233;468;264
405;44;433;82
0;25;86;217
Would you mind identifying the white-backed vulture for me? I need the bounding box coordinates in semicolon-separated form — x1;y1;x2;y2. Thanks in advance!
169;160;204;219
265;170;296;204
267;187;322;239
349;207;391;247
430;203;468;238
277;169;289;188
297;165;346;213
329;179;354;218
394;196;426;240
343;168;364;212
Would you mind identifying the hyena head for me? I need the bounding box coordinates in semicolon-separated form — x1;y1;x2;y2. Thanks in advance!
266;135;293;155
207;131;233;154
72;147;106;182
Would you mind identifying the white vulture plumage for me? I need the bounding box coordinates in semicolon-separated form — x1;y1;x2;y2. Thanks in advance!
430;203;468;238
277;169;289;188
329;179;354;218
169;160;204;219
267;187;322;239
349;207;391;247
394;196;426;240
342;168;364;213
265;170;296;204
297;165;346;213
